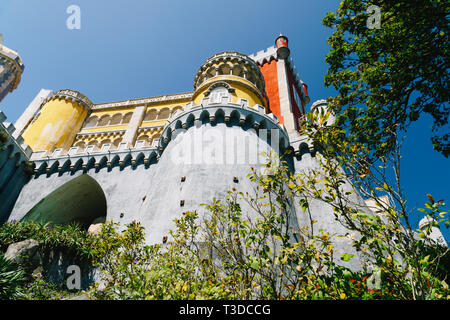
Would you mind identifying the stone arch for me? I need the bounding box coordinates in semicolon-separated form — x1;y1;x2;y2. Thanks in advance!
174;120;183;130
86;139;100;152
100;138;112;145
217;63;232;75
136;134;151;147
59;159;71;174
150;134;161;147
97;156;108;170
97;114;111;127
246;71;256;84
48;161;60;175
244;113;256;129
171;106;184;117
144;109;158;121
22;175;107;229
99;138;112;151
110;155;120;168
185;113;195;128
74;141;86;154
229;109;241;121
122;112;133;124
199;109;210;122
112;137;123;150
206;67;217;79
36;162;48;176
232;64;244;77
69;159;82;173
86;157;96;170
84;116;98;128
109;113;123;125
258;119;268;130
158;108;170;120
214;108;225;123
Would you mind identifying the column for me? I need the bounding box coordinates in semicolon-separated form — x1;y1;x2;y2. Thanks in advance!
121;105;146;148
276;58;296;133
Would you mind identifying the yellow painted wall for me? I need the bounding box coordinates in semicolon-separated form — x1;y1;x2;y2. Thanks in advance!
140;120;168;128
88;108;134;117
80;101;188;134
82;124;129;133
193;76;264;107
145;101;187;111
22;99;89;152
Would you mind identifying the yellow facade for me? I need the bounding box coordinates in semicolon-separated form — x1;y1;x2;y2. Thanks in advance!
20;52;267;155
22;98;89;152
194;77;265;107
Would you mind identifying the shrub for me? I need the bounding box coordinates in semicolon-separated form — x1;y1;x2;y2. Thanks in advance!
0;221;93;260
0;252;26;300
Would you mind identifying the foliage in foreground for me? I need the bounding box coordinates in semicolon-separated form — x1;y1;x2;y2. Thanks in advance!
87;159;449;300
0;252;26;299
0;221;93;260
0;221;90;300
323;0;449;157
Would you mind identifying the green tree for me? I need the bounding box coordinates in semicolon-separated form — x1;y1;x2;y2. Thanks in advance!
86;151;450;300
323;0;449;157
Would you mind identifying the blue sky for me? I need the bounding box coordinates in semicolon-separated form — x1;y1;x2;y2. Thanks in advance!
0;0;448;238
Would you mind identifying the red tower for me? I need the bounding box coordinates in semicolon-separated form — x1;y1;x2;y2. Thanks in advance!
249;35;310;133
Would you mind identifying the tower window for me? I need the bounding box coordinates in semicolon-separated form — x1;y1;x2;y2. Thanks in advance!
210;87;229;103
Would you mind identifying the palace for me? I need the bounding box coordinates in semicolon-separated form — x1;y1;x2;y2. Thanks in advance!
0;35;446;274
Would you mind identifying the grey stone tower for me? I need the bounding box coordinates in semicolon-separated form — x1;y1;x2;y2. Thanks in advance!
0;40;24;103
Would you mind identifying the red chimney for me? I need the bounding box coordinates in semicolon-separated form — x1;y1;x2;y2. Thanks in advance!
275;34;290;59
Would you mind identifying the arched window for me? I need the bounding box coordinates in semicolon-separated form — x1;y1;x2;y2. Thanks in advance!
218;64;231;75
144;109;158;121
157;108;170;120
109;113;123;125
135;135;150;148
210;87;229;103
206;67;217;79
112;138;123;150
97;115;110;127
122;112;133;124
232;65;243;77
246;71;256;84
151;134;161;147
74;141;86;154
99;139;112;152
171;106;184;117
84;116;98;128
86;140;100;153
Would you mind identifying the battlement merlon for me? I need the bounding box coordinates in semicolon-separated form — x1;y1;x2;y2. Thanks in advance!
0;110;33;159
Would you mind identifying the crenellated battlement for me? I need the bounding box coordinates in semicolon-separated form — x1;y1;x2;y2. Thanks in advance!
42;89;94;110
158;98;289;152
0;110;33;222
193;51;266;97
0;110;33;159
248;46;278;66
31;146;160;178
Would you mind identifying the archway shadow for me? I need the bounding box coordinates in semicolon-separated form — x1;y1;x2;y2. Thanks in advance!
22;174;107;229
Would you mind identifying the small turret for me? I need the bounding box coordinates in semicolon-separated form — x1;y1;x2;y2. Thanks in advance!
0;37;24;103
193;51;268;108
275;34;290;60
419;216;447;246
310;99;336;126
21;89;93;152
